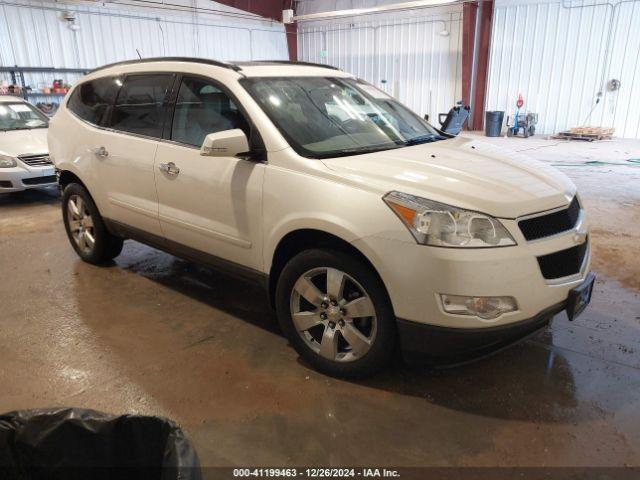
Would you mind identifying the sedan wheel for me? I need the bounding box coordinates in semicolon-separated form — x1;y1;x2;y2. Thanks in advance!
290;267;377;363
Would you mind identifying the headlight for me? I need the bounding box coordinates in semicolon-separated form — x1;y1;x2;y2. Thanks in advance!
383;191;516;247
0;155;17;168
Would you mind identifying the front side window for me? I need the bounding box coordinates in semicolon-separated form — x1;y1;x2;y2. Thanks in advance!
171;77;249;147
67;77;120;126
0;102;49;131
110;74;173;138
241;77;444;159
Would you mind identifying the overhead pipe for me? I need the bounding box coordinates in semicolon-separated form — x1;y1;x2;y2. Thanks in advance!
468;0;483;129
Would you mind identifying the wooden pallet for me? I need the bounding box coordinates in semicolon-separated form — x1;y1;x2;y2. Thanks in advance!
552;126;615;142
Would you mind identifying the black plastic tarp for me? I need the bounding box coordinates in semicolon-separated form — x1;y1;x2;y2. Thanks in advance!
0;407;201;480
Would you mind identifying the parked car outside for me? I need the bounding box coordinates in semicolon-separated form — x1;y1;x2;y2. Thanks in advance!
0;96;56;193
48;58;594;378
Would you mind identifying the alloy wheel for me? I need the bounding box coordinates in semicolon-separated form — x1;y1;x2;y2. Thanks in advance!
290;267;377;363
67;195;96;254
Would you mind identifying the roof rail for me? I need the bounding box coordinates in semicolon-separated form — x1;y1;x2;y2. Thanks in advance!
231;60;341;71
89;57;242;74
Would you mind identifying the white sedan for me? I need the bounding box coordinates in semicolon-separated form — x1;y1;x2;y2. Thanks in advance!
0;96;56;193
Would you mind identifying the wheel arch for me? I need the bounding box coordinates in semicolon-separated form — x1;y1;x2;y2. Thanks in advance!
58;169;88;192
268;228;390;310
58;169;110;229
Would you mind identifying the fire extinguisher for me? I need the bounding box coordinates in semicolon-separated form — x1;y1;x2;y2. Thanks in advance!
512;93;524;135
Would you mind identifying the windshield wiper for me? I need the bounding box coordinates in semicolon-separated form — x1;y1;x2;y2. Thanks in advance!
3;126;46;131
317;144;402;159
404;134;445;146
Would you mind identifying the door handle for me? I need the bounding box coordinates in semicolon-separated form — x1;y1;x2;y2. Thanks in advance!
159;162;180;176
93;146;109;158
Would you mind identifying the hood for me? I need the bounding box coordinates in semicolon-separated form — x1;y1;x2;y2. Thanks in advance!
0;128;48;157
321;136;576;218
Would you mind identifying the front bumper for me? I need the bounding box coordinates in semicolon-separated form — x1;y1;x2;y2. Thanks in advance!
397;301;566;366
0;165;57;192
352;223;593;364
352;225;591;330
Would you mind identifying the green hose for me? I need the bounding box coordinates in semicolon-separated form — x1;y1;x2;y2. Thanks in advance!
551;159;640;167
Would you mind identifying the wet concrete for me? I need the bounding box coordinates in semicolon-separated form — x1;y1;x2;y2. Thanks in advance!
0;137;639;467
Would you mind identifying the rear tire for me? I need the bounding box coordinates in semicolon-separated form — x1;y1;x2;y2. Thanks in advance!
62;183;123;264
275;249;396;378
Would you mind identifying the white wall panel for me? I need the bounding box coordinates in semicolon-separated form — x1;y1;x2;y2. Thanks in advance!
607;0;640;138
297;5;463;122
487;0;640;138
0;0;287;95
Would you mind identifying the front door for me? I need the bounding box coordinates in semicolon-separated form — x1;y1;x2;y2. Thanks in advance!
154;76;265;270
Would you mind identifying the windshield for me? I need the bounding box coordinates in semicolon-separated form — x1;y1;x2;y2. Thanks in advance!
241;77;445;158
0;102;49;131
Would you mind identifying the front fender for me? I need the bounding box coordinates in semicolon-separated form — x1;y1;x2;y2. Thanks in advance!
263;214;362;272
262;161;412;273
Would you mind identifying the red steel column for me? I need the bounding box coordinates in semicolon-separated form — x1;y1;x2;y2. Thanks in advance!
463;0;494;130
284;22;298;61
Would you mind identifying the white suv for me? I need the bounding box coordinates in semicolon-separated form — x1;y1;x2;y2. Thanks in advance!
0;96;56;193
48;58;594;377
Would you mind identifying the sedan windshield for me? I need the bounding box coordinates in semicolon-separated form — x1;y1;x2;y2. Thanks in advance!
241;77;445;158
0;102;49;131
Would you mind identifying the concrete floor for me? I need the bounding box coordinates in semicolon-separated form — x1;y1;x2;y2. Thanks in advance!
1;135;639;468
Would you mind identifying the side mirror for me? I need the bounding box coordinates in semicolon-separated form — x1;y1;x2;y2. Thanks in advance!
200;129;249;158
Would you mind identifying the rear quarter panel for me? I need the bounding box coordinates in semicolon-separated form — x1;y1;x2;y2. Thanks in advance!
48;104;113;218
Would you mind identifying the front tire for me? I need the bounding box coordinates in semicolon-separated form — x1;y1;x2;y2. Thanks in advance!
276;249;396;378
62;183;123;264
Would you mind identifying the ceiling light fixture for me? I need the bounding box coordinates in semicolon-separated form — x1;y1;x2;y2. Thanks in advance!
293;0;460;22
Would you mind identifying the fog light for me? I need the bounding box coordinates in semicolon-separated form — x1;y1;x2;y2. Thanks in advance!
440;294;518;320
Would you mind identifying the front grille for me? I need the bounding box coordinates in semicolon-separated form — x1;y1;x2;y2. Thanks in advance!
537;238;588;280
22;175;57;186
18;153;52;167
0;180;13;188
519;197;581;241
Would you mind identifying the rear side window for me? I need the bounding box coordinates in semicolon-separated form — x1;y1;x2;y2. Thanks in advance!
110;74;173;138
171;77;249;147
67;77;120;126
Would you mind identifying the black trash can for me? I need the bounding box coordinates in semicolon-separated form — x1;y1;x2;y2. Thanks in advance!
0;408;201;480
485;111;504;137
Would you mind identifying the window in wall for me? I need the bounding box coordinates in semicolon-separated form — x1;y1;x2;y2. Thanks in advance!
171;77;249;147
67;76;121;126
110;74;173;138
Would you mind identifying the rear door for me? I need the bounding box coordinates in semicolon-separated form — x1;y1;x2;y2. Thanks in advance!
153;75;265;270
85;74;174;237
